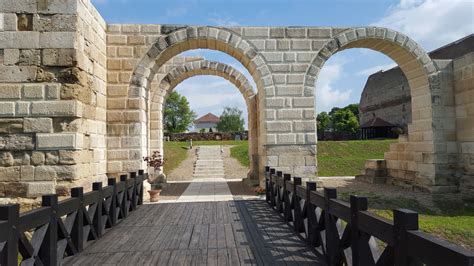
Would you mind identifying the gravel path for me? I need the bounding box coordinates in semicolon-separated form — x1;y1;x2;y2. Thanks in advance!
222;145;249;180
165;148;196;182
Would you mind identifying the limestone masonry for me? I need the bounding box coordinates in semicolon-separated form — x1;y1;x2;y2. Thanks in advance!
0;0;473;201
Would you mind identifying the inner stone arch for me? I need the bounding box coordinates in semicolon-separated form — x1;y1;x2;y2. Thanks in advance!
149;60;259;180
305;27;455;188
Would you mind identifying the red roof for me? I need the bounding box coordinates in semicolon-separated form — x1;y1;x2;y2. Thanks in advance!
194;113;220;124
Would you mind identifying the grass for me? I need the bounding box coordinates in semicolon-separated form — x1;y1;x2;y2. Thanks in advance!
317;139;396;176
230;141;250;167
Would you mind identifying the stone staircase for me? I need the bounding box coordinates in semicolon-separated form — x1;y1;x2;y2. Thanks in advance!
193;146;225;179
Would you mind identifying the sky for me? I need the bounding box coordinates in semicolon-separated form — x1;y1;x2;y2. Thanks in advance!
92;0;473;127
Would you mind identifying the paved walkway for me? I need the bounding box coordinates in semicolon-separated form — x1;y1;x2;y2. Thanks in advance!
175;146;233;202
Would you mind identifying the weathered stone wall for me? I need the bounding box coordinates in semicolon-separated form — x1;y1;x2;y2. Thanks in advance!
453;52;474;194
359;68;411;129
0;0;107;199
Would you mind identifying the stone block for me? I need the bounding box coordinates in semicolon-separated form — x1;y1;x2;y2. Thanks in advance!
59;150;82;165
0;13;3;31
265;98;285;108
0;32;40;49
293;97;314;107
140;24;161;33
31;100;82;117
294;121;315;131
0;166;20;181
36;133;83;150
4;182;27;197
22;84;44;99
277;109;303;119
45;84;60;99
107;35;127;45
21;165;35;181
308;28;332;38
0;66;37;82
39;32;75;48
0;84;21;99
243;27;269;37
286;28;306;38
0;103;15;116
0;119;22;134
0;152;14;166
277;134;297;144
26;181;55;197
0;0;37;13
16;102;30;115
31;151;45;165
291;40;311;50
365;159;387;169
3;49;19;65
42;49;76;66
45;151;59;165
23;118;53;133
35;165;57;181
265;121;292;132
0;134;34;150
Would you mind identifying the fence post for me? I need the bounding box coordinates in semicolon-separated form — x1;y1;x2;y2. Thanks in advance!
71;187;84;252
138;169;145;205
293;177;303;232
350;195;368;266
93;182;103;238
0;204;19;266
120;174;129;218
264;166;270;202
282;173;291;221
276;171;283;213
306;182;317;246
393;209;419;266
108;178;118;226
269;168;276;207
41;194;58;266
324;187;339;265
130;172;137;211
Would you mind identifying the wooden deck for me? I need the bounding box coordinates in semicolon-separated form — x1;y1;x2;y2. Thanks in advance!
63;200;326;265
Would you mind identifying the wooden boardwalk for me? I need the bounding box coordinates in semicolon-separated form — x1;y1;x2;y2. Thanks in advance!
63;200;325;265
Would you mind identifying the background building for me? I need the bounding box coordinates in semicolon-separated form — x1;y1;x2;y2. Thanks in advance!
193;113;220;133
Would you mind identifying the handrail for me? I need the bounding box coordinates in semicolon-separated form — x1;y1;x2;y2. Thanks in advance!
264;166;474;266
0;170;147;266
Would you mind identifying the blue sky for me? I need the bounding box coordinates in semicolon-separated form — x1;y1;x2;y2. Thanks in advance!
93;0;473;126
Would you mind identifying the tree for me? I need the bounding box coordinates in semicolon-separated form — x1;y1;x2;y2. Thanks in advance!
317;112;330;133
216;107;245;132
332;108;359;133
343;103;360;119
163;91;196;133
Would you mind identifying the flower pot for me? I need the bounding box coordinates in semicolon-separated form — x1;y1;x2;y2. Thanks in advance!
148;189;161;202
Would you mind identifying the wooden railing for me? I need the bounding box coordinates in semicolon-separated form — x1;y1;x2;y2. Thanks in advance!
0;170;146;266
264;166;474;266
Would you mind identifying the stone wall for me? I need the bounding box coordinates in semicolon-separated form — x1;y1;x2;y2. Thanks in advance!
359;68;411;129
453;52;474;194
0;0;107;199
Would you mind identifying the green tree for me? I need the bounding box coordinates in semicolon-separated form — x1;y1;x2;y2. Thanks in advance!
343;103;360;119
216;107;245;132
317;111;330;133
333;108;359;133
163;91;196;133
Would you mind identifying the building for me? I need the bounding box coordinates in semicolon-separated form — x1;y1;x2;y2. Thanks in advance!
193;113;220;133
359;34;474;131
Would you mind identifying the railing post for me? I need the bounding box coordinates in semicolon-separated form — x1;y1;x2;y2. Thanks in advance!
306;182;318;246
120;174;129;218
130;171;138;210
41;194;58;266
138;169;145;205
350;195;368;266
282;173;291;221
0;204;19;266
93;182;103;238
324;187;339;265
393;209;419;266
264;166;270;202
108;178;117;226
276;171;283;213
269;168;276;207
293;177;303;232
71;187;84;252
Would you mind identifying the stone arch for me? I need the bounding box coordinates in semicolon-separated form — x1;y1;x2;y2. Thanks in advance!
149;60;259;179
126;26;273;182
305;27;450;187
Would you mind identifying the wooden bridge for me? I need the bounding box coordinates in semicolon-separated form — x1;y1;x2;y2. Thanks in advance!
0;168;473;265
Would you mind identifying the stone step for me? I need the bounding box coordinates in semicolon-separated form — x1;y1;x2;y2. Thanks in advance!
194;171;225;175
193;174;225;178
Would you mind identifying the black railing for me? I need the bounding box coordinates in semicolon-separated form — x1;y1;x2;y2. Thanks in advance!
0;170;146;266
264;166;474;266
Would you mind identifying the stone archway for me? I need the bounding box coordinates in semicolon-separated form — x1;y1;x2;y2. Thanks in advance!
123;26;274;182
305;27;455;189
149;60;259;180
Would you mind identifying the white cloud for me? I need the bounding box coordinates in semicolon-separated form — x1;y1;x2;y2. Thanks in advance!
208;14;241;26
374;0;474;50
315;61;352;113
355;63;397;76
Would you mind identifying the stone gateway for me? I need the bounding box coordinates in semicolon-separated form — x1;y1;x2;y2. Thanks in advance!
0;0;473;200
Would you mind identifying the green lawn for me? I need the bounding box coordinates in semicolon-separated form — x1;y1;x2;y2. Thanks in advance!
230;141;250;167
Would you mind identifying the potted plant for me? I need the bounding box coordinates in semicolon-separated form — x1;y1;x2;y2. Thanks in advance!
143;151;165;202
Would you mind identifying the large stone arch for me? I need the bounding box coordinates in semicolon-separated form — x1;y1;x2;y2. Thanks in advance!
124;26;274;182
305;27;454;189
149;60;259;180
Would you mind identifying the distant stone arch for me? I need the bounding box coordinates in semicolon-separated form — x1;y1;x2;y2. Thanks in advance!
305;27;450;186
149;60;259;178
